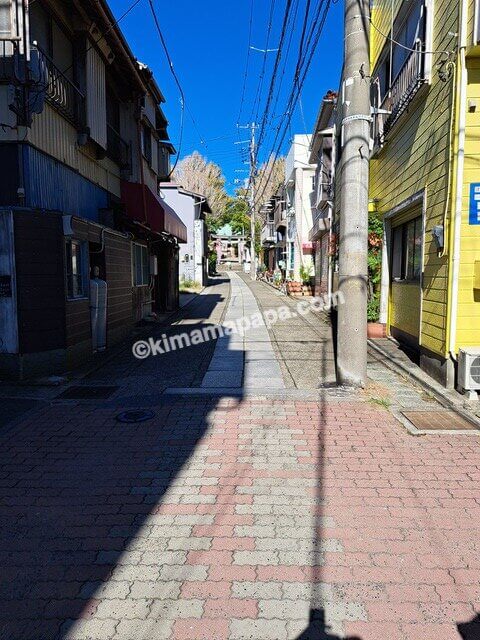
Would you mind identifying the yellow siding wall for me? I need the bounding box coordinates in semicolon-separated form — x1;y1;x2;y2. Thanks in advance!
370;0;460;357
390;282;421;338
456;58;480;350
28;104;121;197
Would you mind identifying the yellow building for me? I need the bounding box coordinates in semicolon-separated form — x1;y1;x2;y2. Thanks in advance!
370;0;480;388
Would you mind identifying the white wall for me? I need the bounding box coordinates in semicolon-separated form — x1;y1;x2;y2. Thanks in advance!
284;135;316;280
161;187;206;283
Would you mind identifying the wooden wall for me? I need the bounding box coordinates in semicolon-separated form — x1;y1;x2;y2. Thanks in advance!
369;0;460;357
14;211;66;353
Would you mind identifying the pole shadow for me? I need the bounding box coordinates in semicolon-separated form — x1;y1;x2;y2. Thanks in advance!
458;614;480;639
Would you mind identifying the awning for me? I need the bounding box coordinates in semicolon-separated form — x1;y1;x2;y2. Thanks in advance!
121;181;187;243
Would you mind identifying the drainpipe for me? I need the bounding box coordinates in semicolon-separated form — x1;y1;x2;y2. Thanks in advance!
136;101;148;225
448;0;468;361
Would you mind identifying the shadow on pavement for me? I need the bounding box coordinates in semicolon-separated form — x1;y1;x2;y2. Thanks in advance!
458;614;480;639
295;307;363;640
0;312;243;638
295;610;361;639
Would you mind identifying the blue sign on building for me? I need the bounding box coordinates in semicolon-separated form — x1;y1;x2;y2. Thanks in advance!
469;183;480;225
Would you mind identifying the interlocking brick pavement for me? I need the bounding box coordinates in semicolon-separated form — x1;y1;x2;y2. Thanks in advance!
0;392;479;639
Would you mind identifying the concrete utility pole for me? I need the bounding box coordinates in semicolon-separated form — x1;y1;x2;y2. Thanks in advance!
238;122;258;279
249;122;257;280
337;0;371;387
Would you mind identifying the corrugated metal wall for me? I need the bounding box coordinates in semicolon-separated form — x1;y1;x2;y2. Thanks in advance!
28;103;121;197
86;47;107;149
23;145;108;221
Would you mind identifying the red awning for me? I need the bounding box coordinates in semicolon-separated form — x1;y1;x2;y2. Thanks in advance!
121;181;187;243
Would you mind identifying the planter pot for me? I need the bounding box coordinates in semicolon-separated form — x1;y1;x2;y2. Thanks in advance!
367;322;386;339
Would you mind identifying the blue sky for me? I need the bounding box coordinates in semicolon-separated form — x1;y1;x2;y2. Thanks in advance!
112;0;344;193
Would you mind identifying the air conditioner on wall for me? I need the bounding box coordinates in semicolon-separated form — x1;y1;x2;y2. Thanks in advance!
458;348;480;391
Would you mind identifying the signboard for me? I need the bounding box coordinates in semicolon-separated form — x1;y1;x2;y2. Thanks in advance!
469;183;480;225
0;275;12;298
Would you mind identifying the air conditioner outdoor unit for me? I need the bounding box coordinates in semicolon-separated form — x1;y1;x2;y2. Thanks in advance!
458;347;480;391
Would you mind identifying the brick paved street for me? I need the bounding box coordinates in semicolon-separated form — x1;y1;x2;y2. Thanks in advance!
1;275;479;639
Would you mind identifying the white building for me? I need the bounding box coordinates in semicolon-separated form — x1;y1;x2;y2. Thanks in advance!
160;184;210;286
284;135;316;282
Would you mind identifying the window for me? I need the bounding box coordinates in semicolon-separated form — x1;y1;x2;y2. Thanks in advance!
30;3;74;79
0;0;13;38
141;124;152;165
392;216;423;282
132;244;150;286
65;239;86;299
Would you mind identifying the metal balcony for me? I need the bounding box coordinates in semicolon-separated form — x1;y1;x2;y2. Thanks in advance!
34;46;85;129
380;41;426;139
261;222;276;244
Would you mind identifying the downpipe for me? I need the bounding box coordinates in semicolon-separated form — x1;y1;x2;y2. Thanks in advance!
448;0;468;364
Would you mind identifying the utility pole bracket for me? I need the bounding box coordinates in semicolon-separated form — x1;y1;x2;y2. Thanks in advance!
341;114;373;126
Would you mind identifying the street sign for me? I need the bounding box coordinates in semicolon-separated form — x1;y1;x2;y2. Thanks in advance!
469;183;480;225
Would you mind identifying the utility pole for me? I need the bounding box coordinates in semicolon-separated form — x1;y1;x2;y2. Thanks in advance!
239;122;258;279
337;0;370;387
249;122;257;280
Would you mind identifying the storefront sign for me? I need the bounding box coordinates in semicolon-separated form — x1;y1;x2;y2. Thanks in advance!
469;183;480;225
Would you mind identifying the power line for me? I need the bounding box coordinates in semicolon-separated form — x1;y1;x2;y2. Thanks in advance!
147;0;207;174
250;0;277;124
237;0;255;126
255;0;294;155
252;0;332;210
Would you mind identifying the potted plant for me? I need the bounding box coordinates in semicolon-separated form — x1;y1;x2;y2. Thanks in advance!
367;214;386;338
299;265;313;296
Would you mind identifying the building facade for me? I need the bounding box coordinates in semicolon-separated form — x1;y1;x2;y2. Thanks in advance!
284;135;316;282
369;0;480;388
160;184;210;287
309;93;336;298
0;0;186;379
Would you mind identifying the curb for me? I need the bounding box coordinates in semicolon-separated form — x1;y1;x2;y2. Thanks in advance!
367;338;480;431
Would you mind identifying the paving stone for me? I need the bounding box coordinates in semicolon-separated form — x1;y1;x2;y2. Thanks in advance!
159;565;208;581
229;618;288;640
232;581;283;599
94;598;150;620
114;619;173;639
148;598;204;619
129;581;181;600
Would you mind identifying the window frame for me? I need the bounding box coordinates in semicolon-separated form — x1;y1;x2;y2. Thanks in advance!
132;243;150;287
391;215;423;284
141;123;152;166
65;239;88;300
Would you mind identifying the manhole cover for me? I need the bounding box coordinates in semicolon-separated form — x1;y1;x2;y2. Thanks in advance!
57;386;119;400
402;410;478;432
116;410;156;423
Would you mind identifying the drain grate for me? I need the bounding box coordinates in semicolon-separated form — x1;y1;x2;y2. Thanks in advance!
402;410;478;432
57;386;119;400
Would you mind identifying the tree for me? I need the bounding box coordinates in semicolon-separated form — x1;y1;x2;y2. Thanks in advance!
208;196;250;234
173;151;229;221
255;155;285;223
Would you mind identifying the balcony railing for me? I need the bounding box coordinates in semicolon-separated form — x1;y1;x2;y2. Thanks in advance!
261;222;276;244
376;41;426;144
33;46;85;129
0;38;20;82
107;123;131;169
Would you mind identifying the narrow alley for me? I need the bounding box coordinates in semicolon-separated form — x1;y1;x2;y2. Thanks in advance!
0;272;479;640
